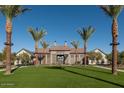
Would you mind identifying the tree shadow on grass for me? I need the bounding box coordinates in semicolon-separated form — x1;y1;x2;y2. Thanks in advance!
44;66;64;70
61;68;124;88
11;66;20;73
45;66;124;87
69;66;111;75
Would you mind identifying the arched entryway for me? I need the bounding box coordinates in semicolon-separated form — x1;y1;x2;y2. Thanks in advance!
56;54;68;64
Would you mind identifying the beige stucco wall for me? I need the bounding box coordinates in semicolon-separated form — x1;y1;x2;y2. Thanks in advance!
40;50;84;65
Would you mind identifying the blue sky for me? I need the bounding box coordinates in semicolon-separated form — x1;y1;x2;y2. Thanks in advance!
0;5;124;53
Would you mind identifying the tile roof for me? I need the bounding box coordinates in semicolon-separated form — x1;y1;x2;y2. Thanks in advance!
38;48;50;53
70;48;84;54
49;46;70;51
38;46;84;54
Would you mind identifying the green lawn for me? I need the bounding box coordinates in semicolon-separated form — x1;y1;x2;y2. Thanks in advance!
0;65;124;88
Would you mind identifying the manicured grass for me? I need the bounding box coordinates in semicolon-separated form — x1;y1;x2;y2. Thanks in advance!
0;65;124;88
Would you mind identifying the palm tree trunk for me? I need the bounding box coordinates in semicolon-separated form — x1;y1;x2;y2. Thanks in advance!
112;18;118;75
84;41;87;66
35;41;39;65
5;18;12;75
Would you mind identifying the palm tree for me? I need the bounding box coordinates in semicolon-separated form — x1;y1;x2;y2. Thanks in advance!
100;5;124;75
0;5;30;75
71;40;80;64
28;27;47;65
40;40;49;64
77;26;95;66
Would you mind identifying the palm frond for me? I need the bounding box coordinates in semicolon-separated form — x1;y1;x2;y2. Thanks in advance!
86;26;95;41
0;5;30;19
100;5;112;17
100;5;124;18
28;27;36;41
77;26;95;42
71;40;80;49
40;40;49;49
110;5;124;18
28;27;47;42
38;28;47;41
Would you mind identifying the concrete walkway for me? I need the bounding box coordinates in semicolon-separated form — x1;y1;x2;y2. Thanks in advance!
0;66;18;72
94;65;124;72
1;65;124;73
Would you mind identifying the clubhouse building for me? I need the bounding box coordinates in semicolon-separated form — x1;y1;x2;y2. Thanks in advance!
15;41;108;65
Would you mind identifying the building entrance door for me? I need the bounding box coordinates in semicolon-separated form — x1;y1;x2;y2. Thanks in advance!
57;55;65;64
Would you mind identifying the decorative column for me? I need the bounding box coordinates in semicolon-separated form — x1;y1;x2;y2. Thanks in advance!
50;53;52;64
74;54;76;64
46;54;47;64
68;54;71;65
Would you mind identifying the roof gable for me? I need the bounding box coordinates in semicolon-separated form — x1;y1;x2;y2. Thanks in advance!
93;48;106;55
16;48;33;56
